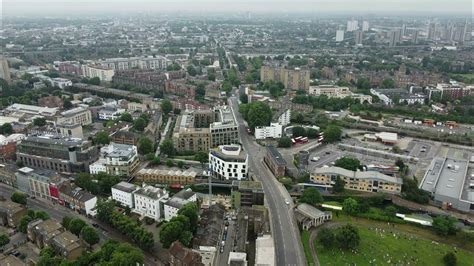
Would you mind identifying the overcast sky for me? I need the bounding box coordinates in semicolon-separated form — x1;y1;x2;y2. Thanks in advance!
3;0;473;16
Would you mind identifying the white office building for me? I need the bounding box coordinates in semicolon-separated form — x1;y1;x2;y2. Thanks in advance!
163;189;197;221
254;123;283;140
57;107;92;126
111;181;138;208
209;144;248;181
133;185;169;221
51;78;73;89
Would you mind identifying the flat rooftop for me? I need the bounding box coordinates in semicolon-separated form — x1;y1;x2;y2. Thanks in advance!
237;180;263;190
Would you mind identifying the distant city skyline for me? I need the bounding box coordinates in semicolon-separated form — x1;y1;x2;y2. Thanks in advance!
3;0;473;17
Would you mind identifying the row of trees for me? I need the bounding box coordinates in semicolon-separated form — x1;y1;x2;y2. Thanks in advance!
160;203;199;248
74;172;120;196
62;216;99;247
334;157;361;171
37;240;144;266
317;224;360;250
18;210;50;233
96;200;154;250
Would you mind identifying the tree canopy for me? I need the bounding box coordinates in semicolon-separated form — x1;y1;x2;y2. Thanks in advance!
299;188;323;206
11;191;27;205
94;131;111;145
138;137;154;155
334;157;361;171
239;101;272;130
161;99;173;114
323;125;342;143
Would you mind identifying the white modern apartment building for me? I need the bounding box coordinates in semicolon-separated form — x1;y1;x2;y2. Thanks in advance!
81;64;115;82
310;85;372;103
57;107;92;126
111;181;138;208
6;103;58;117
163;189;197;221
275;109;291;127
209;144;248;180
254;123;283;140
90;143;140;176
133;185;169;221
51;78;73;89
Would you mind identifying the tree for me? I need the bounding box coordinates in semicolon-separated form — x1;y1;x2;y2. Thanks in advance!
381;78;395;88
195;84;206;99
94;131;111;145
62;216;73;229
0;123;13;135
384;206;398;216
63;99;73;110
133;117;147;131
160;139;175;156
81;226;100;247
432;216;458;236
89;77;101;85
0;234;10;248
178;203;199;232
245;102;272;130
306;128;319;139
177;160;185;168
334;157;361;171
160;220;185;248
443;252;457;266
187;65;198;76
299;188;323;206
293;113;305;124
333;176;345;193
278;136;292;148
194;151;208;164
292;126;306;138
335;224;360;249
161;99;173;114
240;94;248;104
37;247;63;266
35;211;50;220
11;191;27;205
166;159;175;167
18;215;33;233
342;198;359;215
356;77;371;90
323;125;342;143
96;199;115;223
69;218;87;236
208;72;216;81
74;173;100;195
317;228;335;249
33;117;47;127
120;112;133;122
138;137;154;155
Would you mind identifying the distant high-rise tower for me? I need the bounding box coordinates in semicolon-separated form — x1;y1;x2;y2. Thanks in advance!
336;30;345;42
428;22;437;40
246;11;251;20
362;21;370;32
347;20;358;32
389;30;401;47
355;30;363;45
0;58;11;84
413;30;419;44
402;24;407;36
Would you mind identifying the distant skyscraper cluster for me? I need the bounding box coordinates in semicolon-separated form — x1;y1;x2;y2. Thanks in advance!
346;19;359;32
335;30;345;42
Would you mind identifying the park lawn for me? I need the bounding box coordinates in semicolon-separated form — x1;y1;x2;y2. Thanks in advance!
301;230;315;266
316;216;474;266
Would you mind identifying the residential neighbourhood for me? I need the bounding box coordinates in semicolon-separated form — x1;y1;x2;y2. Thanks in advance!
0;1;473;265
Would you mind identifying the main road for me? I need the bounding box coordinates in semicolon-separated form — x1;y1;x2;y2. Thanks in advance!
229;95;306;266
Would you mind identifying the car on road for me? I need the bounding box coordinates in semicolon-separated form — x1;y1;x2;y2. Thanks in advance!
325;151;331;154
311;156;320;162
220;245;224;253
285;199;291;205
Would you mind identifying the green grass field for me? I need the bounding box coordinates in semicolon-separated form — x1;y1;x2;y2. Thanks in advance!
314;221;474;266
301;230;315;265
